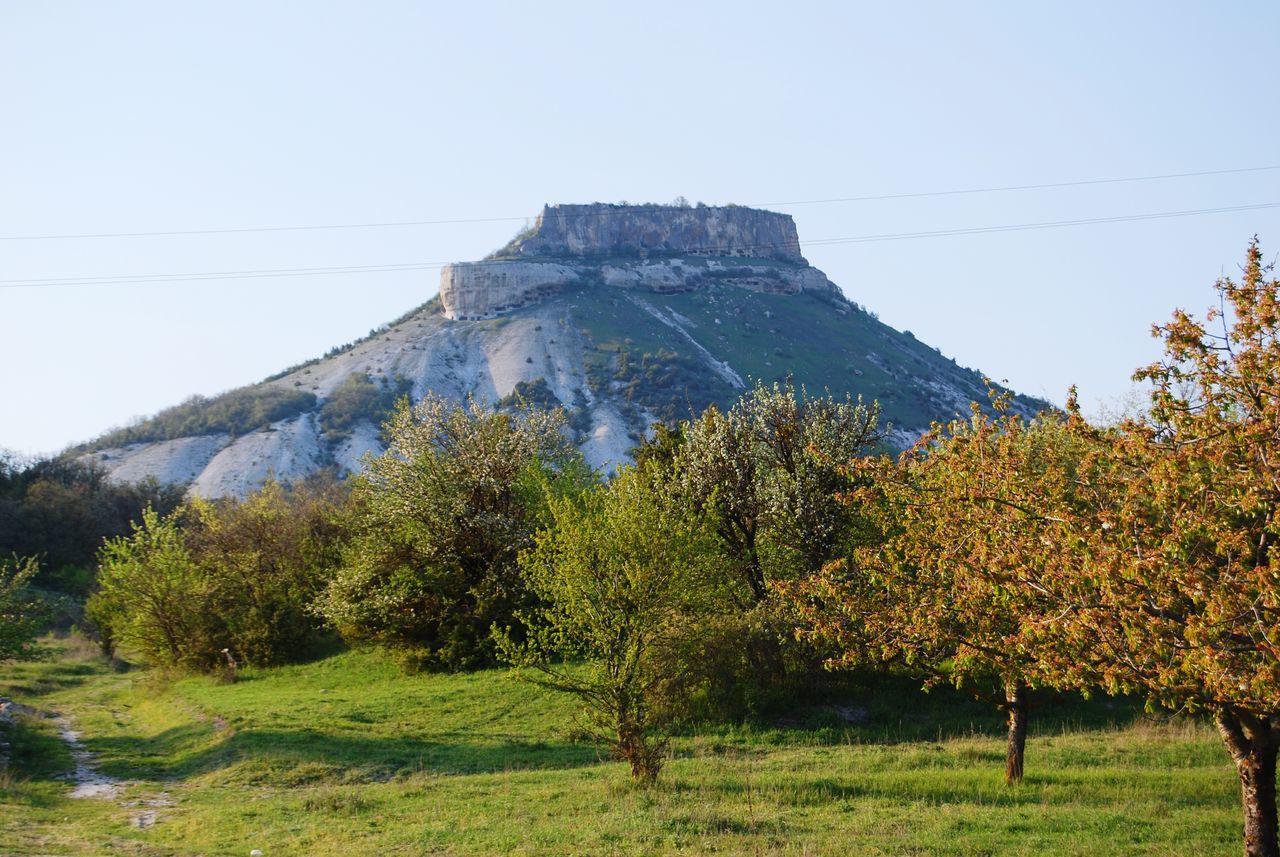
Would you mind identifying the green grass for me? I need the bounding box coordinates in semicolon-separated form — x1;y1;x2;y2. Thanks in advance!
0;639;1243;855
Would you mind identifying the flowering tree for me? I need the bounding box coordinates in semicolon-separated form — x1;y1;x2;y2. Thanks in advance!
674;380;882;694
316;394;584;671
679;380;882;606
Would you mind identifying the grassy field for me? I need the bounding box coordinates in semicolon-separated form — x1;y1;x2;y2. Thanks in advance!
0;638;1243;855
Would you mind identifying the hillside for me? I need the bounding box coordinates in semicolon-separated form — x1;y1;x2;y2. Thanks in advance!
78;203;1048;498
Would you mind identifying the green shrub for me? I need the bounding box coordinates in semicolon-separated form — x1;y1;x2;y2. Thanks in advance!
498;378;562;412
0;556;49;662
91;508;223;670
89;480;350;671
318;373;408;441
501;463;730;783
185;480;348;666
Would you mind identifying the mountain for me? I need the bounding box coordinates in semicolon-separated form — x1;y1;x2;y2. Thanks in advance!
78;202;1047;497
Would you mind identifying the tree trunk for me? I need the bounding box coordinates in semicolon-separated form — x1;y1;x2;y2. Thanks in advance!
747;630;787;688
616;725;662;785
1004;681;1029;785
1216;710;1280;857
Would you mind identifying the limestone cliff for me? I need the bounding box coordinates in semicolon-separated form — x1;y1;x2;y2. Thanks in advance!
439;203;841;321
438;261;583;320
497;203;805;262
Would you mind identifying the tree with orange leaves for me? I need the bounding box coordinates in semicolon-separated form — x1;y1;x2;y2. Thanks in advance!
787;395;1094;785
1032;242;1280;857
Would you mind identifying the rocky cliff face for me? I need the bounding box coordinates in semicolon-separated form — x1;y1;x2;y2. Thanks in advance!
499;203;805;263
440;203;839;321
438;261;583;320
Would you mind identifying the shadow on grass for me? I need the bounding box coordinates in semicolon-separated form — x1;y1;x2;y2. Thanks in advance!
704;774;1046;809
0;659;102;700
730;672;1146;746
87;722;601;785
0;716;75;808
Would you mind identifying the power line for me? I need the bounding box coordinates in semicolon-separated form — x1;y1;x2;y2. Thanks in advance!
2;164;1278;242
755;165;1280;208
801;202;1280;245
3;200;1277;291
4;261;440;287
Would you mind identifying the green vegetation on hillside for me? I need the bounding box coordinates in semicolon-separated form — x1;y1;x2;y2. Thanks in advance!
317;372;410;440
79;296;445;453
497;377;563;412
555;279;1044;432
80;386;317;451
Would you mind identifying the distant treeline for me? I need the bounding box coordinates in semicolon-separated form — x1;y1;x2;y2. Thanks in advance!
0;453;184;593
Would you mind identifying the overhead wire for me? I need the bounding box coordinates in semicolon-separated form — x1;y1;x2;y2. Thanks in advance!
1;164;1277;242
3;200;1278;290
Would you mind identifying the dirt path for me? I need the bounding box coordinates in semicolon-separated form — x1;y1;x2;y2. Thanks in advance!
54;716;121;799
56;712;177;828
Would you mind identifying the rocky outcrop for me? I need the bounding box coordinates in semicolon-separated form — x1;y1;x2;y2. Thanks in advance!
439;203;842;321
599;259;842;300
497;203;805;263
439;261;582;321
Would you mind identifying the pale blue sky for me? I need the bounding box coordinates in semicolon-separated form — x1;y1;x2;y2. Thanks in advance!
3;2;1278;455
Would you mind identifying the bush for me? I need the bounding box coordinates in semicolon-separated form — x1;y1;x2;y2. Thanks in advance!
498;378;563;412
89;479;350;671
185;480;348;666
501;464;729;783
0;556;49;662
90;508;222;670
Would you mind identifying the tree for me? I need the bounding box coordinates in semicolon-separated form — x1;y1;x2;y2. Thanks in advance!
91;507;222;669
673;380;882;699
316;394;584;671
0;556;48;662
500;463;728;784
87;479;351;670
680;381;881;603
787;396;1092;784
1034;242;1280;856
